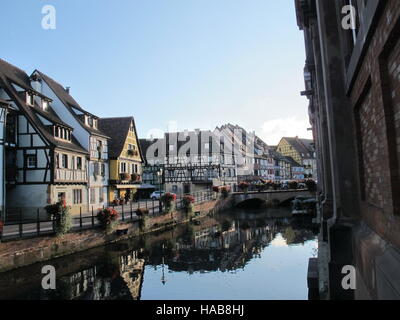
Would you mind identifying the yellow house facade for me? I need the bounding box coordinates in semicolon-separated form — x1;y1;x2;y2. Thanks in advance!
277;138;303;164
98;117;144;203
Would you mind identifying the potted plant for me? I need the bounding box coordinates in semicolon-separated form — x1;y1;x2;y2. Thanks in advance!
120;173;131;181
238;182;250;193
97;207;119;234
161;192;177;214
131;173;140;182
45;200;72;237
182;195;195;214
136;208;149;217
220;186;231;198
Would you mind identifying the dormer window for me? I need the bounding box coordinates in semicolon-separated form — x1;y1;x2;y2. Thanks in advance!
42;100;49;111
129;123;135;132
26;92;34;106
93;119;97;129
54;125;72;142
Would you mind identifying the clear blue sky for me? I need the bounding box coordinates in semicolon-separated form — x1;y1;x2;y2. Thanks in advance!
0;0;311;144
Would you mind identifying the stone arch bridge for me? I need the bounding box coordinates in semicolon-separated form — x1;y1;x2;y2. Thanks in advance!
231;189;312;207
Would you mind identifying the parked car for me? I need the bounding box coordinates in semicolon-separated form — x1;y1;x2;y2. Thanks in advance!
150;191;165;200
298;182;307;189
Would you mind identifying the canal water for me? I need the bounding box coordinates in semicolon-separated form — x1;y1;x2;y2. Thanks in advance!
0;208;318;300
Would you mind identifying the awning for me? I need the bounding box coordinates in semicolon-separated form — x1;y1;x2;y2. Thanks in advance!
115;184;141;189
136;184;157;189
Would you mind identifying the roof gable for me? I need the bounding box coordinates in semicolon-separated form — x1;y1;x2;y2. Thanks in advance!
98;117;143;161
33;70;109;139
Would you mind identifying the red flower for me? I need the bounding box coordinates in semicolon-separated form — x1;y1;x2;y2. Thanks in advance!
162;193;176;203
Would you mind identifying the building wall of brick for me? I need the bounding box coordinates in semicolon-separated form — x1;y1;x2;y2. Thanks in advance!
349;0;400;249
296;0;400;299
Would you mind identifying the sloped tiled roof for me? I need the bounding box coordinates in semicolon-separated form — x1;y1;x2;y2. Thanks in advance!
282;137;314;158
98;116;143;161
34;70;109;139
0;59;87;154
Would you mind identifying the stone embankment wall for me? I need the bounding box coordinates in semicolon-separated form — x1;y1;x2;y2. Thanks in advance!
0;197;233;273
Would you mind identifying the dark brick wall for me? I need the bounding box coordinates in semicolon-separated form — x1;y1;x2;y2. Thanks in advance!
350;0;400;249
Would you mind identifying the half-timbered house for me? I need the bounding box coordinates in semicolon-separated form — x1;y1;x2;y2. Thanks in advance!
0;59;89;219
32;70;110;211
141;129;237;195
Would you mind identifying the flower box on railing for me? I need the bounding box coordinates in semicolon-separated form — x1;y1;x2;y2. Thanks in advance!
131;173;141;182
120;173;131;181
127;149;139;156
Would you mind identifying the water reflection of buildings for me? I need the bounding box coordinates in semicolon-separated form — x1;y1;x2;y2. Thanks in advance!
0;212;316;300
148;214;316;274
48;249;145;300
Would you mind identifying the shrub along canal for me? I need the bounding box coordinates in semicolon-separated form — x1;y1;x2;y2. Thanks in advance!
0;207;318;300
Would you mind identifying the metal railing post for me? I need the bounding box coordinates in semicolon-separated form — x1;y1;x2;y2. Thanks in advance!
91;207;94;227
80;210;83;229
37;209;40;236
19;209;23;238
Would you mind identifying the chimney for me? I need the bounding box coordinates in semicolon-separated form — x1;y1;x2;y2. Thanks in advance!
65;87;70;94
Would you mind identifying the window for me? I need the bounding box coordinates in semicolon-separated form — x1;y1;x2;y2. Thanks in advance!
99;188;104;203
73;189;82;204
26;155;37;168
90;188;96;204
76;156;82;170
120;162;126;173
26;92;34;106
135;164;138;173
42;100;49;110
62;154;68;169
169;145;174;151
101;163;106;176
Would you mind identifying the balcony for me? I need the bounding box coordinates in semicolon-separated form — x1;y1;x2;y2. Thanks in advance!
111;173;142;185
55;168;87;182
127;149;139;157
